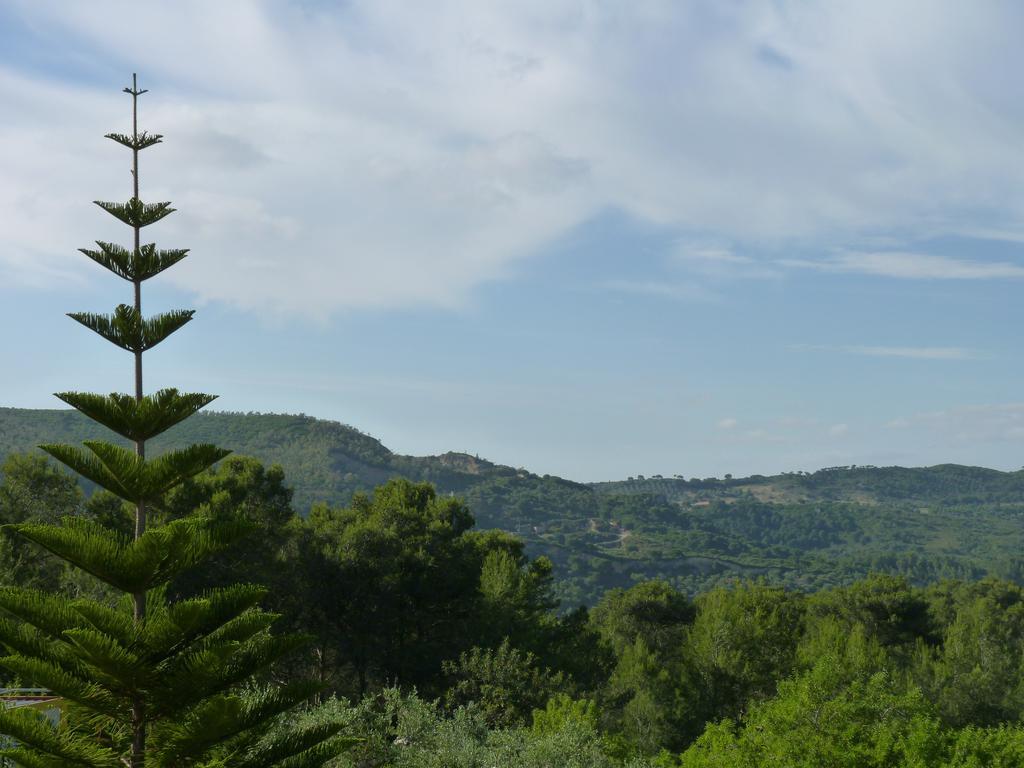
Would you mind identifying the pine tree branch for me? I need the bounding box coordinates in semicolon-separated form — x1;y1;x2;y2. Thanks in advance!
55;390;217;443
7;515;253;594
79;242;188;283
94;198;174;229
105;132;163;151
67;306;194;353
0;706;119;768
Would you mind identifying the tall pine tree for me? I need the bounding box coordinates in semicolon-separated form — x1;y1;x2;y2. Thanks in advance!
0;75;349;768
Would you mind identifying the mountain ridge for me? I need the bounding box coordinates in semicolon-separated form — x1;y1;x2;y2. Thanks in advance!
5;406;1019;503
4;406;1024;604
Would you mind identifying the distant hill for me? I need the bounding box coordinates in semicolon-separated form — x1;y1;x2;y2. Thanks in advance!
0;407;531;512
4;406;1024;605
593;462;1024;506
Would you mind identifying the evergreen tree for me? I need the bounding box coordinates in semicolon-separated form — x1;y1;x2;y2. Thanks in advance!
0;75;349;768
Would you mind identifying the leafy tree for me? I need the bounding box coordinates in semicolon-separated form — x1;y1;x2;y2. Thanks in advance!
679;656;945;768
532;693;599;736
329;687;637;768
0;75;347;767
915;581;1024;727
442;639;569;728
539;605;611;694
604;636;691;755
589;582;697;754
683;581;804;722
83;489;135;540
477;547;558;650
808;573;933;649
303;478;567;697
944;726;1024;767
0;453;83;591
678;652;1024;768
162;456;299;600
590;581;694;658
304;479;482;694
794;616;888;682
0;453;82;526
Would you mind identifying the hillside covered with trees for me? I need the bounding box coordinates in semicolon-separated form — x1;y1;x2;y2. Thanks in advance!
4;407;1024;607
5;450;1024;765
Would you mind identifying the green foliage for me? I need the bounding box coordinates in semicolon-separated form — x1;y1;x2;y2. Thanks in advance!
9;407;1024;605
794;617;888;681
677;652;1024;768
604;637;689;755
304;479;481;693
684;581;804;720
0;583;349;765
808;573;933;648
299;478;564;697
9;515;252;593
532;693;599;735
8;437;1024;764
84;490;134;538
39;441;231;504
68;306;195;354
94;197;174;228
329;688;644;768
442;639;569;728
0;453;82;527
588;582;696;754
944;726;1024;767
161;456;300;605
55;390;217;444
914;579;1024;727
590;581;694;657
104;131;163;151
679;657;943;767
477;548;559;652
79;240;187;282
0;453;83;591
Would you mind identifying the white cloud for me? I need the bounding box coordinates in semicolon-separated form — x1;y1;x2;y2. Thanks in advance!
798;344;979;360
852;346;977;360
601;279;718;303
677;247;752;265
5;1;1024;315
782;251;1024;280
718;417;738;430
738;428;786;443
885;403;1024;443
829;423;849;437
670;241;781;280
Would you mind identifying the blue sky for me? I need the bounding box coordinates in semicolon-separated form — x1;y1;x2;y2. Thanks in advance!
3;1;1024;481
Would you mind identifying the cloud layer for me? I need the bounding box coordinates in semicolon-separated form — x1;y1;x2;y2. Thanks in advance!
4;1;1024;316
783;252;1024;280
796;344;980;360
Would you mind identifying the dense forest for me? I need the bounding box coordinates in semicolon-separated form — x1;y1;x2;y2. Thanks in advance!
5;407;1024;605
4;450;1024;765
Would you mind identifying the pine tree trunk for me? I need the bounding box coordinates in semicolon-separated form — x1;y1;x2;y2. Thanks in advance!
130;71;147;768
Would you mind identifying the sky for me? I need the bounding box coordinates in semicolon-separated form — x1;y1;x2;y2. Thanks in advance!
3;1;1024;481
